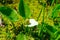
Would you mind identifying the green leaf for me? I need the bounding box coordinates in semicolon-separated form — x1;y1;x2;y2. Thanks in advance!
43;23;57;33
0;6;20;22
51;4;60;19
19;0;31;19
0;6;12;16
16;33;24;40
24;3;31;19
16;33;28;40
19;0;25;18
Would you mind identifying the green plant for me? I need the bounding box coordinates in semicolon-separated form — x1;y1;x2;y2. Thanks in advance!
19;0;31;19
0;0;60;40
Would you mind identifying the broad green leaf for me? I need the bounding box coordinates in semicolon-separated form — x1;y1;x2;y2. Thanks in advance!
16;33;28;40
0;6;20;22
19;0;31;19
24;3;31;19
19;0;25;18
51;4;60;19
0;13;12;24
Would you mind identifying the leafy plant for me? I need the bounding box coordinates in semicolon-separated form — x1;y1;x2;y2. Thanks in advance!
19;0;31;19
0;0;60;40
16;33;26;40
51;4;60;19
0;6;20;22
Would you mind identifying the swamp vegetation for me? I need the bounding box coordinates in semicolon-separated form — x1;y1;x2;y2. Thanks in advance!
0;0;60;40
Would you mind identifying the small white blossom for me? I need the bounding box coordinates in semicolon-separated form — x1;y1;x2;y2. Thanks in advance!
25;19;38;27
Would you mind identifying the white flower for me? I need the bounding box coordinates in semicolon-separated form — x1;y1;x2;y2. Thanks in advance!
25;19;38;27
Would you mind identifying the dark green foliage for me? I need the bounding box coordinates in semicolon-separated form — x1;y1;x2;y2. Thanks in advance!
46;25;57;33
53;17;60;26
58;38;60;40
38;0;46;7
0;0;6;4
41;32;50;40
0;0;13;4
6;0;13;4
46;0;53;6
19;0;25;18
0;6;12;16
0;6;20;22
19;0;31;19
54;21;59;26
14;24;25;35
43;23;57;33
52;4;60;19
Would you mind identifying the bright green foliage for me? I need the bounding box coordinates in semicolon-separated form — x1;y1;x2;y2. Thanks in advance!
16;33;28;40
24;3;31;19
0;0;60;40
0;6;20;22
16;33;25;40
19;0;31;19
52;4;60;19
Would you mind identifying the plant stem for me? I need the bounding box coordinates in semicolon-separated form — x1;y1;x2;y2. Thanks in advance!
37;9;42;21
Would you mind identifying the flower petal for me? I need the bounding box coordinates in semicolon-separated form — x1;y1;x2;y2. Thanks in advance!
25;19;38;27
